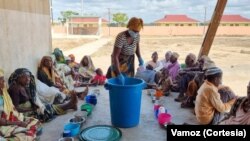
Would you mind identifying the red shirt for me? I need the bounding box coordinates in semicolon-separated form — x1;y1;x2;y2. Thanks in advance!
92;75;106;85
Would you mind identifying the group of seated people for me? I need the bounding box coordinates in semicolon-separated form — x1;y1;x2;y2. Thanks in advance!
0;48;107;140
135;51;250;125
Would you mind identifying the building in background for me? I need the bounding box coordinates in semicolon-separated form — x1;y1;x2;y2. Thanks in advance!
154;15;199;26
219;15;250;26
67;16;108;35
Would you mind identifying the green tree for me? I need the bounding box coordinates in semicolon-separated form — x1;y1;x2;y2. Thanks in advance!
58;10;79;25
112;13;128;27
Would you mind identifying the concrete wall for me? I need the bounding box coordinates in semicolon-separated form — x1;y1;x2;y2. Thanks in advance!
0;0;51;79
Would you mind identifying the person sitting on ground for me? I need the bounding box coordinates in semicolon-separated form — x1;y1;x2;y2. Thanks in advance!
8;68;78;122
135;64;157;88
165;52;180;85
181;56;216;108
146;51;163;72
157;68;175;96
218;81;250;125
195;67;237;125
90;68;107;85
79;55;96;81
161;51;172;69
0;69;42;140
175;53;199;102
53;48;66;64
68;54;80;71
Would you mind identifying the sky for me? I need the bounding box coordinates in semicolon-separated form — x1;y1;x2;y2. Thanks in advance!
51;0;250;23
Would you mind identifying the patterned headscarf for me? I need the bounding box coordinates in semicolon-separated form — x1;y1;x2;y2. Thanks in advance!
127;17;143;32
53;48;65;64
80;55;96;71
8;68;37;103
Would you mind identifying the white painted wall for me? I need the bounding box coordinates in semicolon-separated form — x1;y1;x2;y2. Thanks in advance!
0;0;51;79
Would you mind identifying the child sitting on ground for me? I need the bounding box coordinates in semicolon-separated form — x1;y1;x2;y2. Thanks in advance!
90;68;107;85
158;68;176;96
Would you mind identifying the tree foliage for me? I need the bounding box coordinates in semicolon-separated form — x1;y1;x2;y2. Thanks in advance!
112;13;128;26
58;10;79;25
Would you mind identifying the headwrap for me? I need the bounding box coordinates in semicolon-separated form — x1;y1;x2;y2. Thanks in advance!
39;56;56;83
127;17;143;32
81;55;95;71
203;60;216;70
205;67;222;76
187;53;196;62
53;48;65;64
0;69;24;121
8;68;37;103
172;52;180;59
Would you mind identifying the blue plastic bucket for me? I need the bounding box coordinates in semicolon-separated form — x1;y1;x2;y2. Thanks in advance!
105;77;145;128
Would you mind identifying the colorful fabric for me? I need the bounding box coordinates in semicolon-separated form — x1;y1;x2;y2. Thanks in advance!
167;62;180;81
107;54;135;78
195;80;236;124
92;75;106;85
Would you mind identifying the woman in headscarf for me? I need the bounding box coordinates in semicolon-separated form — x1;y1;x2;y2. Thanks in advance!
8;68;78;122
38;56;88;100
53;48;65;64
37;56;71;94
79;55;96;81
106;17;144;85
0;69;42;140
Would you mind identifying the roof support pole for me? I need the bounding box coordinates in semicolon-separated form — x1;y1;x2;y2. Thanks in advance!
198;0;228;58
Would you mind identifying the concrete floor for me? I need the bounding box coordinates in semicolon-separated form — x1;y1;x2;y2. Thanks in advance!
40;86;198;141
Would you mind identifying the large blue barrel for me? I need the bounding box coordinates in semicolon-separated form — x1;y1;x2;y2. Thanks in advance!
105;77;145;128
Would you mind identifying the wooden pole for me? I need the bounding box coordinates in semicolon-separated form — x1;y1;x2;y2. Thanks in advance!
198;0;228;58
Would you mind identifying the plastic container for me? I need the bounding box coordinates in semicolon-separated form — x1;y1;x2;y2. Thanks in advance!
63;123;80;137
69;117;86;128
105;77;146;128
158;113;172;126
81;104;93;116
85;95;97;105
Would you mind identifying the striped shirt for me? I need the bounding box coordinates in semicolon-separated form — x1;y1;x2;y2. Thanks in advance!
114;30;140;55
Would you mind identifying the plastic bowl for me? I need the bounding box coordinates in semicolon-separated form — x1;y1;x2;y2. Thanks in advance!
63;123;80;137
85;95;97;105
158;113;172;125
69;117;86;128
81;103;93;116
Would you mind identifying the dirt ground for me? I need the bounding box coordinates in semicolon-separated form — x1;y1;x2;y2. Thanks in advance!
54;36;250;97
52;38;96;51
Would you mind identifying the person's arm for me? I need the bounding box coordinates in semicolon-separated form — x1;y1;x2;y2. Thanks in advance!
209;88;236;113
135;42;142;59
0;118;27;127
112;47;122;75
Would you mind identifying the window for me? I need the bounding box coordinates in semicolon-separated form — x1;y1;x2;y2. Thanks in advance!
235;24;239;26
165;24;169;26
188;24;192;26
180;24;184;26
84;24;87;27
175;24;179;26
245;24;249;26
222;24;226;26
230;24;234;26
89;24;93;27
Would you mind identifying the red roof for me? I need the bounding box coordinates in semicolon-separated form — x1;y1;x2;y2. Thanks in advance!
221;15;250;22
155;15;199;23
69;17;108;23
